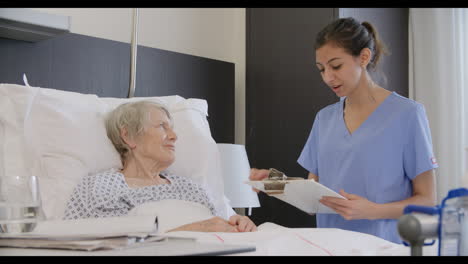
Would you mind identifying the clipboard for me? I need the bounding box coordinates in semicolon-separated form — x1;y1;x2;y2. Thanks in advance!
245;179;347;214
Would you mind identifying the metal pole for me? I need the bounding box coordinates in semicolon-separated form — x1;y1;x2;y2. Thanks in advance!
128;8;139;98
410;242;424;256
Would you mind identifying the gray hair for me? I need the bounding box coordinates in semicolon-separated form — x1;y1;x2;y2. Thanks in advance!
105;100;172;163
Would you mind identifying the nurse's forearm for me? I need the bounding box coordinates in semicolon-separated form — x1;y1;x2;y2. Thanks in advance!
372;170;436;219
372;194;436;219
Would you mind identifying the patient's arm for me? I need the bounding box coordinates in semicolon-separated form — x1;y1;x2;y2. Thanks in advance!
167;216;239;233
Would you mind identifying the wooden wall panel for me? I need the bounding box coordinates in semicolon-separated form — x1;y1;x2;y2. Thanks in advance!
246;8;339;228
246;8;409;227
0;33;234;144
339;8;409;97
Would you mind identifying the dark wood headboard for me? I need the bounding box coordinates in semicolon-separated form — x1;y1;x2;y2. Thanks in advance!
0;33;235;144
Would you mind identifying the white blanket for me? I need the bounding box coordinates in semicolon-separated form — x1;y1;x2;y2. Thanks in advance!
167;223;440;256
128;200;438;256
165;223;405;256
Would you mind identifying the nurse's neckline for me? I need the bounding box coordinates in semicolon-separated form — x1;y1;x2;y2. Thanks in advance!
343;90;395;113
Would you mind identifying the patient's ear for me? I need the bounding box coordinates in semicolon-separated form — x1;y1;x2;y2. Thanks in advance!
120;127;137;149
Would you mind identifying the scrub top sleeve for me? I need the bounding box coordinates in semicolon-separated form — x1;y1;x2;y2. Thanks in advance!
403;104;438;180
297;113;320;175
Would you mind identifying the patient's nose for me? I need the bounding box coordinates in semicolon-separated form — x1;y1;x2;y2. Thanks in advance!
168;127;177;141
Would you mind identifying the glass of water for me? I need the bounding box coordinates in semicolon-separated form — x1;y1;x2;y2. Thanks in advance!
0;175;45;234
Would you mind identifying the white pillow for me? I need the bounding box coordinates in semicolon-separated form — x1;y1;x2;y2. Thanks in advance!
25;87;122;219
0;84;36;181
100;96;232;219
0;83;233;220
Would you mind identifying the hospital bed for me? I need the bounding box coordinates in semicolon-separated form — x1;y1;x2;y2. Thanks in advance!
0;32;437;256
1;82;438;256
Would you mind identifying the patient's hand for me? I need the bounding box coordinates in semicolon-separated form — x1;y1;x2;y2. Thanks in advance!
249;168;269;193
167;216;239;233
229;214;257;232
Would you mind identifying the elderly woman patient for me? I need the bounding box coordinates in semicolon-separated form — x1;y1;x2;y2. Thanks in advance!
64;100;257;233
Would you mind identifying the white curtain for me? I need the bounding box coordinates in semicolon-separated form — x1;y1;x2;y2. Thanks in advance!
409;8;468;203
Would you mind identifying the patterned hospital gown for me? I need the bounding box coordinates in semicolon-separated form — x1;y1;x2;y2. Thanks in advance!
63;168;218;220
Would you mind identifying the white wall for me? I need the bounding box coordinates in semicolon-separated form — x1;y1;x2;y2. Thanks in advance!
31;8;246;145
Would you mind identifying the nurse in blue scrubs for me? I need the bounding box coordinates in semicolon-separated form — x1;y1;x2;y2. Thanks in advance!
250;17;438;244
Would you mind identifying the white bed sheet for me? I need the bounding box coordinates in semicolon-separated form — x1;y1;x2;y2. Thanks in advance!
128;198;439;256
165;223;439;256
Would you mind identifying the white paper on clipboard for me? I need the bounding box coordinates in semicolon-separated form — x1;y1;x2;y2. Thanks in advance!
245;179;347;214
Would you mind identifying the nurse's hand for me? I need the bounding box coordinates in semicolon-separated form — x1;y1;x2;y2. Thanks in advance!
250;168;269;181
319;189;378;220
249;168;269;193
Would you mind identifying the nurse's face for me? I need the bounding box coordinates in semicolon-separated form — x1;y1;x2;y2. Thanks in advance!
315;43;364;97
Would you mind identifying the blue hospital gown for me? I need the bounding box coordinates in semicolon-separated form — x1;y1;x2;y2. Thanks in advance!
298;92;438;244
63;168;219;220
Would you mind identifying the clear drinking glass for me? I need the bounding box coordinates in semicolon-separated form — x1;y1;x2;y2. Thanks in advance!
0;110;45;234
0;175;45;234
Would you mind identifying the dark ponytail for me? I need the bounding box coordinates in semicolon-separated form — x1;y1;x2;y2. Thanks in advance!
315;17;389;72
361;21;389;71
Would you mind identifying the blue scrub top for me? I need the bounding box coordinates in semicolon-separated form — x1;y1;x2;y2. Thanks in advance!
298;92;438;244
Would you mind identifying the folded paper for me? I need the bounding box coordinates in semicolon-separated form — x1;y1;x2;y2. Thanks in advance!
0;214;161;251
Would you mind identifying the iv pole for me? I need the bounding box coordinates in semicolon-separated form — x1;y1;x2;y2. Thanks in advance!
128;8;139;98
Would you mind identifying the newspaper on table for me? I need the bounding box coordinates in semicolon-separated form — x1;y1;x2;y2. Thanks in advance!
0;214;165;251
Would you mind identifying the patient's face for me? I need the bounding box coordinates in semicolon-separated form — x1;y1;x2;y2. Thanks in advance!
133;107;177;169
